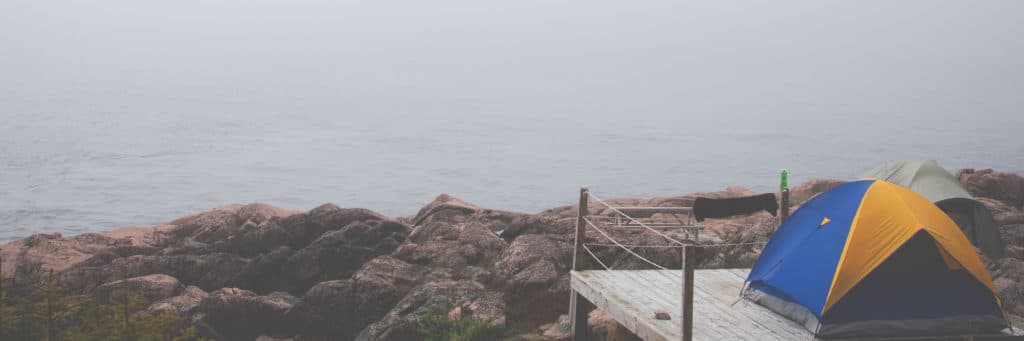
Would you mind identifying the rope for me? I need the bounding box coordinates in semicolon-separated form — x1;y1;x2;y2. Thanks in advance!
583;217;669;270
588;191;686;246
581;243;612;270
699;241;768;247
600;226;700;230
585;241;766;249
585;243;684;248
578;190;657;199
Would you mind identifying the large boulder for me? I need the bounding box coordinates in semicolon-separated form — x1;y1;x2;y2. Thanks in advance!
254;336;294;341
105;224;177;248
286;256;426;339
59;252;249;294
230;205;390;257
394;196;507;272
494;234;573;327
147;285;209;316
230;246;294;294
145;203;406;294
991;258;1024;315
285;220;409;291
411;194;482;226
171;204;388;258
1;232;123;285
63;204;404;295
166;203;299;242
538;314;571;340
977;197;1021;219
957;169;1024;208
588;309;642;341
4;203;311;295
1000;220;1024;254
497;215;569;240
121;253;249;290
975;197;1024;254
412;194;543;235
393;222;505;272
196;288;297;341
355;280;506;341
93;274;185;304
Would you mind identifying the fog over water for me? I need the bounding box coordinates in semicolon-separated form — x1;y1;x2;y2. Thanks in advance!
2;0;1022;241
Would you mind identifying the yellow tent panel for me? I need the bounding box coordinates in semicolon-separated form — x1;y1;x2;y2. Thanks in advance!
823;181;997;313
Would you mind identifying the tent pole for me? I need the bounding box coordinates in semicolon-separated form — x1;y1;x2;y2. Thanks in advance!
779;189;790;230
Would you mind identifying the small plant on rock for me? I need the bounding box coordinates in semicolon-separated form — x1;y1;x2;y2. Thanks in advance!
417;311;506;341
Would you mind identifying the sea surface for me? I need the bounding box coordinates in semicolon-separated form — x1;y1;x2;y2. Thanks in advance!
2;0;1023;242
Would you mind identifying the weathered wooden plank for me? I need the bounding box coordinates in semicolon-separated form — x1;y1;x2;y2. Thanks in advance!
594;272;679;339
686;273;778;339
589;271;680;339
572;271;676;341
572;269;1021;341
700;270;805;340
715;270;823;340
692;270;805;340
640;269;772;340
572;269;814;341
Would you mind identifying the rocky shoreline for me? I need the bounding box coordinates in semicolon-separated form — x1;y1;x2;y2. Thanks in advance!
2;168;1022;340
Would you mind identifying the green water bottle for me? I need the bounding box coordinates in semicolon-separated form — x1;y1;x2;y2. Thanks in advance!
780;169;789;191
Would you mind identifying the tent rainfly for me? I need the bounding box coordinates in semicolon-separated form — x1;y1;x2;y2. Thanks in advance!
862;160;1004;258
745;180;1008;338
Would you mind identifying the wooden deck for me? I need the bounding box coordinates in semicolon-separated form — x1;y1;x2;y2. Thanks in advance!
568;188;1022;341
570;268;812;341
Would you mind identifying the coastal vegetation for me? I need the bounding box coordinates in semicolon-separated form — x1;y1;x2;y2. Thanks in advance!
0;269;202;341
417;311;507;341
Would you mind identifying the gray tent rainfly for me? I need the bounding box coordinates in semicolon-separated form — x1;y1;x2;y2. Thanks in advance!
862;160;1004;258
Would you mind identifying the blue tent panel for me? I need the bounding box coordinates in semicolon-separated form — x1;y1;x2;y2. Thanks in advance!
748;180;874;316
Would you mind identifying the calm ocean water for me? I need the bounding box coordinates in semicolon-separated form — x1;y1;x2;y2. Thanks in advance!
2;0;1022;241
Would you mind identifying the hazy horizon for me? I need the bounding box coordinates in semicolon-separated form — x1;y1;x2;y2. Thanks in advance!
2;0;1022;241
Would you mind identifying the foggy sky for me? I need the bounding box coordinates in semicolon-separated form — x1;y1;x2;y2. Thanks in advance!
3;0;1023;122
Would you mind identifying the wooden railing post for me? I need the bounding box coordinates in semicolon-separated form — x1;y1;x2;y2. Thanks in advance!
572;187;589;271
778;189;790;234
570;187;593;340
0;254;4;338
681;245;696;341
570;291;593;341
778;187;794;235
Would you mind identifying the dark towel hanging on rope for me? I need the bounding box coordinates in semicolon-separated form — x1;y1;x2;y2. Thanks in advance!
693;193;778;222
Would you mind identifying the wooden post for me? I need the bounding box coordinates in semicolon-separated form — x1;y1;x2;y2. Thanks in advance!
572;187;590;271
1;255;4;338
46;269;55;341
122;265;131;339
570;187;593;340
681;245;696;341
570;291;594;341
779;189;790;229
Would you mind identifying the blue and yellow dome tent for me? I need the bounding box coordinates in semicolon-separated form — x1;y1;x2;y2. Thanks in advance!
746;179;1007;338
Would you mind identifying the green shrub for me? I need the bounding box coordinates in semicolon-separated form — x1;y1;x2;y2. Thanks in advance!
61;290;202;341
0;270;205;341
417;311;506;341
